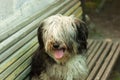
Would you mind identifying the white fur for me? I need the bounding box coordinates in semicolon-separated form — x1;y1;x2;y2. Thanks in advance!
42;14;78;52
40;55;88;80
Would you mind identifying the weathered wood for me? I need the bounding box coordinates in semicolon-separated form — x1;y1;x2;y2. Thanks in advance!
5;56;32;80
16;66;31;80
0;0;82;80
87;40;94;49
58;0;79;14
0;29;37;63
88;41;107;70
87;42;113;80
64;2;80;16
73;7;83;18
86;40;98;58
95;42;119;80
0;0;72;53
87;41;102;64
0;38;38;79
101;43;120;80
0;0;119;80
0;0;72;42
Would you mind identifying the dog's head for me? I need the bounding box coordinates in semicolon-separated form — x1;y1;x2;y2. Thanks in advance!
37;14;88;64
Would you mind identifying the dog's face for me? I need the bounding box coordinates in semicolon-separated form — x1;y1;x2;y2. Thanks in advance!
37;14;88;64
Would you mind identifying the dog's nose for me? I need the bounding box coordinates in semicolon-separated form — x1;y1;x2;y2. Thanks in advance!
53;43;59;49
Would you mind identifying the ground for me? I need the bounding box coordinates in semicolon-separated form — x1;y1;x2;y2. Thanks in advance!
87;0;120;79
88;0;120;40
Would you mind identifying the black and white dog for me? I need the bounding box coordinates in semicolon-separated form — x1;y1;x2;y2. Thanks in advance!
30;14;89;80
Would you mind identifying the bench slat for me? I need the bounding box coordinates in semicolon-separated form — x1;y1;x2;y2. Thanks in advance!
16;66;31;80
15;66;31;80
86;41;98;58
0;44;38;79
0;37;37;74
87;41;102;64
0;0;72;54
88;41;107;70
95;42;119;80
24;76;30;80
64;2;81;16
0;0;71;42
58;0;79;14
87;40;94;49
87;42;113;80
5;56;32;80
0;29;37;63
73;7;82;18
101;43;120;80
0;21;38;54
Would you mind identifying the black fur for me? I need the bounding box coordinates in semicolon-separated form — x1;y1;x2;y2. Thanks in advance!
37;22;44;49
30;47;56;78
74;19;88;52
30;23;56;78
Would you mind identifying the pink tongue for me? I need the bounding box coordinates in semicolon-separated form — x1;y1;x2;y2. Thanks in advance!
54;50;64;59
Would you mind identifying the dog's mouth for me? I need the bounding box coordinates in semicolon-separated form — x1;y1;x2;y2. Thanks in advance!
54;48;65;59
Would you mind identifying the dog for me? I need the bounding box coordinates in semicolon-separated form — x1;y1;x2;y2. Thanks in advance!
30;14;89;80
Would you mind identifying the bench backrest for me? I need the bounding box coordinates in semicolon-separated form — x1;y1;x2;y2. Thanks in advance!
0;0;82;79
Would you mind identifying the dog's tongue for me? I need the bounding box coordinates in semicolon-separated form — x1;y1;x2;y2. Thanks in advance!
54;50;64;59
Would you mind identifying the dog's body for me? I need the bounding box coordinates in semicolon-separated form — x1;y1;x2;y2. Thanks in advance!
30;14;89;80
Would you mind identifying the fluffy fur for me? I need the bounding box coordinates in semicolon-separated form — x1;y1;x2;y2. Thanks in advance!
30;14;89;80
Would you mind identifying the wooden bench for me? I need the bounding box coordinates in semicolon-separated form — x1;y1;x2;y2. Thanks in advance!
0;0;119;80
86;39;120;80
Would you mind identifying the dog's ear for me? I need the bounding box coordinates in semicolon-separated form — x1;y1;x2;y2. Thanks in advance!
74;19;88;51
37;22;44;49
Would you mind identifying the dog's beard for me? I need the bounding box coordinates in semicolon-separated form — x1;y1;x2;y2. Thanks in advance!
45;41;72;64
40;55;88;80
43;34;82;65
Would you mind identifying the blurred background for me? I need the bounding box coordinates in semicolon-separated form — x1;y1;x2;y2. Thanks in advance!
86;0;120;40
85;0;120;80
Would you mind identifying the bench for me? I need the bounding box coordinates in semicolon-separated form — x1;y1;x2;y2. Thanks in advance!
0;0;119;80
86;39;120;80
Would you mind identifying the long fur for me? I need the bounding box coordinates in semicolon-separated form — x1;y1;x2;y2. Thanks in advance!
30;14;89;80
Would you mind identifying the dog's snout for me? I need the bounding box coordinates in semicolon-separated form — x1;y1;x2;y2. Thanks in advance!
53;43;59;49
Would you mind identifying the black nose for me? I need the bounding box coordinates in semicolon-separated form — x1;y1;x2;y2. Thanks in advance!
53;43;59;49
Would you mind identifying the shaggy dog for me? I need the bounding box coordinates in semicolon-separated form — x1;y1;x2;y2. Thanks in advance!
30;14;89;80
